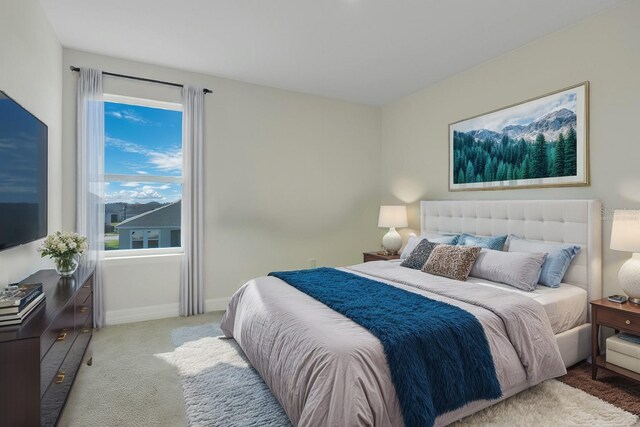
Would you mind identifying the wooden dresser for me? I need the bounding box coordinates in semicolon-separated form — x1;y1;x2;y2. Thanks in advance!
0;268;94;426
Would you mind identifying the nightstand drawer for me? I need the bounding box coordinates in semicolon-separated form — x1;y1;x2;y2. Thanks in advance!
598;308;640;334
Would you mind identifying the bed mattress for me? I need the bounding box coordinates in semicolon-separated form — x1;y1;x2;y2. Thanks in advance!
467;276;587;334
387;260;587;334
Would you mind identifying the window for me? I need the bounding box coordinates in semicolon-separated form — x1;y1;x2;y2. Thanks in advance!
130;230;160;249
104;95;183;252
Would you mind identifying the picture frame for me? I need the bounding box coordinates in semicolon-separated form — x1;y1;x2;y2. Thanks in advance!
449;82;589;191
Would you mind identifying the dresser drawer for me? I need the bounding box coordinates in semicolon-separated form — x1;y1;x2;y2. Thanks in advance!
41;300;76;359
41;330;91;427
75;276;93;306
76;304;93;332
76;296;92;318
41;301;76;396
598;308;640;334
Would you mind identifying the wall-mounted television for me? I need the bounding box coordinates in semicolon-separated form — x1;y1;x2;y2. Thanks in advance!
0;91;48;251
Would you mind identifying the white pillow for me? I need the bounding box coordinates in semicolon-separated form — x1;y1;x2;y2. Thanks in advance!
469;249;547;291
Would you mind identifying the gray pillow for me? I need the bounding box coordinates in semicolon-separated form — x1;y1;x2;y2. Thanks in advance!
401;239;440;270
469;248;547;291
422;245;481;281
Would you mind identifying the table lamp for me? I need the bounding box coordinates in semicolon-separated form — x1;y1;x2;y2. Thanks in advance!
378;205;407;255
610;209;640;304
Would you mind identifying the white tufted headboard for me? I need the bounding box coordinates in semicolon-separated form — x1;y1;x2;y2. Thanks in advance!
420;200;602;304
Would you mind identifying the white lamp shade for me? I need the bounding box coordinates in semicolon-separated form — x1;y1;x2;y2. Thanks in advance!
378;205;408;228
610;209;640;252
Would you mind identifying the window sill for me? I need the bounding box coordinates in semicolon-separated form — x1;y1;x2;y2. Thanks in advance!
104;247;184;260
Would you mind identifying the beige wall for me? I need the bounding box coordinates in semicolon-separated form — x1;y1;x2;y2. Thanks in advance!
0;0;62;285
61;49;382;322
12;0;632;321
380;0;640;297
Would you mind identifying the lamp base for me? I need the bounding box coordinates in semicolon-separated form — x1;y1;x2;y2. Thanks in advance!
382;227;402;255
619;253;640;303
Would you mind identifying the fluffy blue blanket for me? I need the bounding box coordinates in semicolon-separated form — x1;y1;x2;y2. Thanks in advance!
269;267;501;427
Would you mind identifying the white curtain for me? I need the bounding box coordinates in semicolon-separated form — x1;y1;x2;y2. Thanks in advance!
180;85;205;316
77;68;105;328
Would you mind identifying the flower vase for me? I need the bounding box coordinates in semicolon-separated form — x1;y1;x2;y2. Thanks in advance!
55;256;79;277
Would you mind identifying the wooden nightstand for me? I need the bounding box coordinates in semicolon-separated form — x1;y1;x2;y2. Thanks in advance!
590;298;640;383
363;251;400;263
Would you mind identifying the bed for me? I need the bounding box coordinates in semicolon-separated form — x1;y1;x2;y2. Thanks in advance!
221;199;602;426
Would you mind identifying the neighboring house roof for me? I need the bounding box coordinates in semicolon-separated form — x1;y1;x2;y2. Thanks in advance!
116;200;181;229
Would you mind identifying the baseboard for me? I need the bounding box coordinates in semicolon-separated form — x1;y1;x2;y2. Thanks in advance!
105;297;231;326
105;303;179;325
205;297;230;312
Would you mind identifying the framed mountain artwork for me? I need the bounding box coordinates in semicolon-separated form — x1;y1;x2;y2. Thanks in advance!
449;82;589;191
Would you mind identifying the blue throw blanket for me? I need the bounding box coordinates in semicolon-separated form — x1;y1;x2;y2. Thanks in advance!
269;267;501;427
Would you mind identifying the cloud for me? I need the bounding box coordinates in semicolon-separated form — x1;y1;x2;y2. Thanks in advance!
141;184;170;190
106;109;150;124
148;149;182;172
105;136;182;174
105;187;165;203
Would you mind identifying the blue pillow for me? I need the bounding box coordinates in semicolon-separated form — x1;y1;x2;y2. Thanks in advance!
430;235;459;245
506;235;581;288
457;233;507;251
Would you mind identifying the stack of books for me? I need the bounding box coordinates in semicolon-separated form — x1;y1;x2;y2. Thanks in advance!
0;283;45;326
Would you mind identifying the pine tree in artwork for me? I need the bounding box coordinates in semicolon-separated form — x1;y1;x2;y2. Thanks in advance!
521;154;532;179
554;133;566;177
531;133;548;178
457;169;466;184
465;161;475;184
564;127;577;176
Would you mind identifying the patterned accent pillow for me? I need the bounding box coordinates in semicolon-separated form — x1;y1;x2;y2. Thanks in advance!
400;234;459;260
457;233;507;251
422;245;482;281
400;239;440;270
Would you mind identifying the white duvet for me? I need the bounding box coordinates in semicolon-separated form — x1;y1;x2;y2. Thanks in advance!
221;261;567;426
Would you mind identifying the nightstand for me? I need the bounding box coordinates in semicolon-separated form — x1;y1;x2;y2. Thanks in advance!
363;251;400;263
590;298;640;383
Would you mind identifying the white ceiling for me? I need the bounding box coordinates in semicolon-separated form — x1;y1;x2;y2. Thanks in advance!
40;0;623;106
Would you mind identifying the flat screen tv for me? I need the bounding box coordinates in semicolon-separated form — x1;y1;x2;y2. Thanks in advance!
0;91;47;251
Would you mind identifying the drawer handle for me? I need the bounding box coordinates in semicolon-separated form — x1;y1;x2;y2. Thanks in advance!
82;283;91;289
82;327;91;333
80;306;88;313
56;330;68;342
55;371;65;384
626;319;631;325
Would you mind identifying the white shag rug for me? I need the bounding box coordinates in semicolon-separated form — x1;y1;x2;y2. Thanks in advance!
159;324;638;427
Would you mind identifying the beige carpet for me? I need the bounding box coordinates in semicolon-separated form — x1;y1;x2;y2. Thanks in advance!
60;314;639;427
58;312;224;427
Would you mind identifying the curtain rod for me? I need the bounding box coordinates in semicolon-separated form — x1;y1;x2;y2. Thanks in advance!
69;66;212;94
